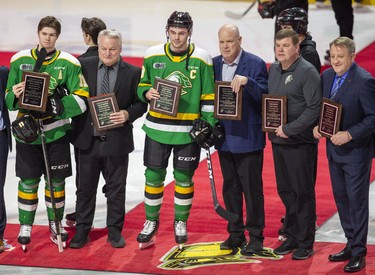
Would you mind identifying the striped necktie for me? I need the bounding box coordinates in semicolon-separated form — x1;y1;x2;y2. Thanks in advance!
329;76;342;100
101;65;112;94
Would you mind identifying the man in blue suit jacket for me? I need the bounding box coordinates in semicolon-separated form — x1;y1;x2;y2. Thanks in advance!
0;66;11;253
213;24;268;255
314;37;375;273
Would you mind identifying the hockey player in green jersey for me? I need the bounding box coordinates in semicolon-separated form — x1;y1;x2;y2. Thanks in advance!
136;11;220;249
5;16;89;250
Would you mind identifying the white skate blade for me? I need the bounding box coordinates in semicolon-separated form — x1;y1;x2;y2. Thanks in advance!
65;220;76;228
50;235;67;249
138;236;156;250
278;235;287;242
178;243;185;250
21;244;27;252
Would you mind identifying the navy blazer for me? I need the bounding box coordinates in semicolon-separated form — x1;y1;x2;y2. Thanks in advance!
71;56;147;156
322;62;375;163
0;66;11;151
213;50;268;153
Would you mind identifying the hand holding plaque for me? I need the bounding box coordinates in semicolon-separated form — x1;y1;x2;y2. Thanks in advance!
150;78;182;117
88;93;124;132
262;94;287;132
214;81;242;120
18;71;50;112
318;98;342;138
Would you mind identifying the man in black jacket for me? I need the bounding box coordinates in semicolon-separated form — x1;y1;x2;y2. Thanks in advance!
0;66;10;253
69;29;147;249
65;16;107;228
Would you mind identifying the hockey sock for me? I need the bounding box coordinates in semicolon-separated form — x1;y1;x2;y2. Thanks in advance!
173;169;194;221
44;177;65;221
144;168;166;221
18;178;41;225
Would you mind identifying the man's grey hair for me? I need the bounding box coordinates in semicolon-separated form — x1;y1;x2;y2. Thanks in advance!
98;29;122;49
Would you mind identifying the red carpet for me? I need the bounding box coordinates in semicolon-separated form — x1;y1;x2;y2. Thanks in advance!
0;141;375;274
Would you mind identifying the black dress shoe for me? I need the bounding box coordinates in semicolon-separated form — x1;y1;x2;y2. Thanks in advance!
344;256;366;273
292;248;314;260
107;235;126;248
328;247;352;262
220;236;246;250
69;234;89;249
273;239;297;255
241;237;263;255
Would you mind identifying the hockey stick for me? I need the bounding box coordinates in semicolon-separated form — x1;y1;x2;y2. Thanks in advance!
225;0;257;19
33;48;63;252
205;149;239;223
38;120;64;252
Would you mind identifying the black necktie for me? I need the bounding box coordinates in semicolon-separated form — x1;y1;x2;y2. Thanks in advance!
101;65;112;94
330;76;342;100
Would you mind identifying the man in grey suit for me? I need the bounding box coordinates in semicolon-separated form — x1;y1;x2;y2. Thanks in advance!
69;29;147;249
314;37;375;273
0;66;10;253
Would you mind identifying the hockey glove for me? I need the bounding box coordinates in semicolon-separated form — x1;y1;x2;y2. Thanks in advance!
55;85;70;98
190;119;212;148
45;93;64;117
11;114;39;143
204;124;224;148
258;1;275;19
190;119;224;149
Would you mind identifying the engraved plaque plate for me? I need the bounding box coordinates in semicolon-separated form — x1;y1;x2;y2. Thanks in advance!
19;71;50;112
262;94;287;132
318;98;342;138
150;78;182;117
214;81;242;120
88;93;124;132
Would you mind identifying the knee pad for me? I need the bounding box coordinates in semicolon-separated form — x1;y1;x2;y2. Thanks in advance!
145;167;167;185
19;178;41;193
173;169;194;183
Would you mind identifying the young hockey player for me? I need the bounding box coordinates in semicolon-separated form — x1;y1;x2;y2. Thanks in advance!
5;16;89;250
136;11;218;249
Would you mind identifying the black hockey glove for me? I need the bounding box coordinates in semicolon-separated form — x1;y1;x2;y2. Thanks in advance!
190;119;224;149
11;114;39;143
203;124;224;148
45;92;64;117
258;1;275;19
55;85;70;98
190;119;212;148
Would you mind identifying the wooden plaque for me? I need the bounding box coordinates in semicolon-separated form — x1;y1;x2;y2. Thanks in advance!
88;93;124;132
318;98;342;138
150;78;182;117
214;81;242;120
18;71;50;112
262;94;287;132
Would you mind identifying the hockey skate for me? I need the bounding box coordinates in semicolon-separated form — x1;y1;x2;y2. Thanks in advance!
174;220;188;249
49;221;68;248
137;220;159;250
65;212;76;228
18;224;32;251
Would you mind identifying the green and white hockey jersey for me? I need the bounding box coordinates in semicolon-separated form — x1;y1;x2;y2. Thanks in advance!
137;43;216;145
6;48;89;144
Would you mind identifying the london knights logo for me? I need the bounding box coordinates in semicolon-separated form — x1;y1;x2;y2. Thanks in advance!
165;71;192;96
158;241;282;270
